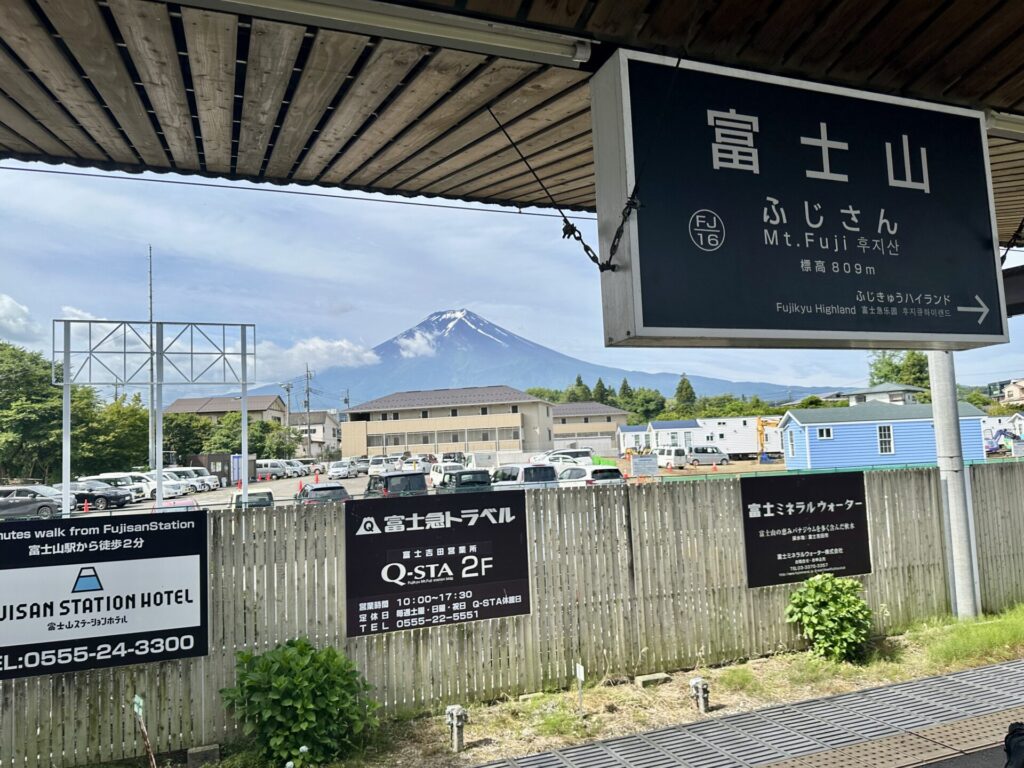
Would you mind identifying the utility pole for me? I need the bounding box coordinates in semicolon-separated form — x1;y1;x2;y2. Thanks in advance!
281;382;293;427
928;350;979;619
304;364;313;458
147;245;155;469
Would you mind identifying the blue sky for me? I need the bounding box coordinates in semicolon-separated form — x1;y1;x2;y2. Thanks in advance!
1;159;1023;392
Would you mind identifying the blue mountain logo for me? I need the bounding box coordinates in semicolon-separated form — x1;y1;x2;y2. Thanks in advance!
72;566;103;593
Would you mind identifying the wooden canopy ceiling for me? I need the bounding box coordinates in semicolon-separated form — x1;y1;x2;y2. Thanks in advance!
2;0;1024;243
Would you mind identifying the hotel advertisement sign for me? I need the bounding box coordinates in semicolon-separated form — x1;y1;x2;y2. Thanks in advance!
0;511;208;679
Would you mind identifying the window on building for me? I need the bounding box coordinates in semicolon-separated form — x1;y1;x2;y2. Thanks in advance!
451;408;458;417
561;418;567;424
367;435;384;447
606;416;612;422
512;429;520;440
421;410;428;419
705;434;715;442
548;428;552;441
511;405;519;414
670;432;678;447
481;431;489;441
480;407;488;415
718;433;725;439
742;420;748;426
422;435;430;444
451;433;459;443
817;427;833;440
584;417;590;424
392;412;399;420
546;406;550;417
380;413;387;421
878;425;894;454
788;431;795;457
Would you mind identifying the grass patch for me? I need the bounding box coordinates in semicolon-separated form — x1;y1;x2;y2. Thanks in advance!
923;604;1024;666
784;654;840;687
717;665;762;694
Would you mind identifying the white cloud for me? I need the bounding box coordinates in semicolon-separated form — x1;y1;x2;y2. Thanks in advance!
59;305;101;320
397;330;437;359
0;293;41;343
256;337;379;382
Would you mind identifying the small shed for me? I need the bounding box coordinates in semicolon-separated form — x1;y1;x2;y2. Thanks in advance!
780;402;986;470
617;424;648;455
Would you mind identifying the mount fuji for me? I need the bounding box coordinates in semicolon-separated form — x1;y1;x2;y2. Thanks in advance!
289;310;827;409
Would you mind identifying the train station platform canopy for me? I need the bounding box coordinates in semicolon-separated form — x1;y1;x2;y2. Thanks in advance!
3;0;1024;245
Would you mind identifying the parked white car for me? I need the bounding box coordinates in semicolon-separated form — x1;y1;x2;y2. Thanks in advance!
542;454;580;467
164;467;203;493
188;466;220;491
490;464;560;489
284;459;308;476
530;448;594;466
401;457;431;474
142;471;185;498
558;465;626;487
367;456;390;477
655;447;690;469
429;462;464;486
328;460;353;479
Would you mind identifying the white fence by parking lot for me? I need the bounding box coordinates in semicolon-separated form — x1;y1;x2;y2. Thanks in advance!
2;463;1023;767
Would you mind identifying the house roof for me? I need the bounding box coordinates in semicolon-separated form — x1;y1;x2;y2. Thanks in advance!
348;385;544;412
782;402;985;427
845;383;928;396
618;425;647;434
551;402;629;418
650;419;701;430
292;410;340;426
165;395;285;414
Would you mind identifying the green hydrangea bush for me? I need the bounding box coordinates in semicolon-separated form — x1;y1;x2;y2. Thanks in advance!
785;573;872;662
222;638;378;766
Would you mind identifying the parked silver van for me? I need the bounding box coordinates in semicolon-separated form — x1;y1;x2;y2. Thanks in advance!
686;445;730;466
256;459;289;480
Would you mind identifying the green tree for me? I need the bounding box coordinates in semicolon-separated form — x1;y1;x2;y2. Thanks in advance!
592;377;610;405
674;375;697;410
868;350;931;398
618;378;634;402
203;411;301;458
628;387;666;422
563;374;593;403
867;352;903;386
526;386;564;403
164;413;214;463
0;342;106;481
961;388;994;410
75;394;149;475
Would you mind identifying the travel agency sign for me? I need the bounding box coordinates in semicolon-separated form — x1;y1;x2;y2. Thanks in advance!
591;50;1008;350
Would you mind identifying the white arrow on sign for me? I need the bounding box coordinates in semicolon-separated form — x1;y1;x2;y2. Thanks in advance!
956;295;989;325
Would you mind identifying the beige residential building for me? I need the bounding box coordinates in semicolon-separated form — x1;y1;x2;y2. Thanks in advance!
343;386;554;457
551;402;629;454
1000;379;1024;405
164;395;288;424
292;410;341;459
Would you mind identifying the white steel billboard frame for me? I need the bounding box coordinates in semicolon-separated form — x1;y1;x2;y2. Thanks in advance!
52;320;256;516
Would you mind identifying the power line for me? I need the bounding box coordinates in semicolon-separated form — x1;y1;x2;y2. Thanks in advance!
0;164;597;222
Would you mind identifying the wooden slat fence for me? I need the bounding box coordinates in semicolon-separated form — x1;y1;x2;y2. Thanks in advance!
971;461;1024;613
2;465;1008;768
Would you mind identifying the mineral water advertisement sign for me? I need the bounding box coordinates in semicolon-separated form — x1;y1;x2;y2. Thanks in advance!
0;511;208;679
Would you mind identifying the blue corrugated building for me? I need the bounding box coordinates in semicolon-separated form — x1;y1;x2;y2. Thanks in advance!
779;402;986;470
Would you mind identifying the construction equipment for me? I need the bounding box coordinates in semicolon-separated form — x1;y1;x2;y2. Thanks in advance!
985;429;1021;455
756;417;781;463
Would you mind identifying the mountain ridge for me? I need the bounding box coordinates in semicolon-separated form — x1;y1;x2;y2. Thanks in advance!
264;309;828;409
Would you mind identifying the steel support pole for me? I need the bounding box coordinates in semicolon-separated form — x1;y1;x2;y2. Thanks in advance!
241;326;249;506
61;322;71;518
155;323;164;506
928;350;979;619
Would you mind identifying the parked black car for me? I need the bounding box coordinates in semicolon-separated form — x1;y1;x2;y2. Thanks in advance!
293;482;351;506
0;485;64;519
365;471;428;498
53;481;131;511
435;469;492;494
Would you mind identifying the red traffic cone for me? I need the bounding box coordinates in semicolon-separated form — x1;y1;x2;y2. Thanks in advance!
83;498;90;513
236;479;242;490
314;470;320;484
712;463;718;472
298;479;304;493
